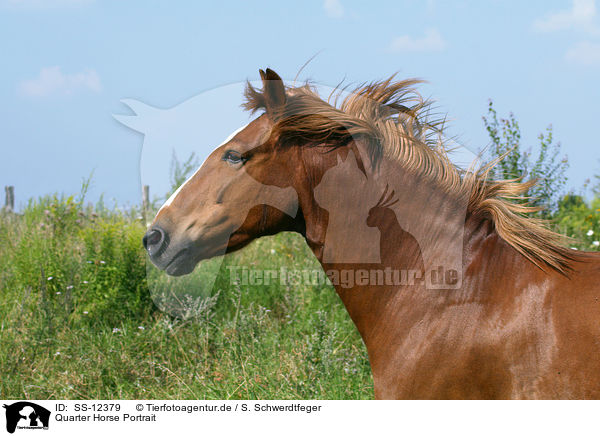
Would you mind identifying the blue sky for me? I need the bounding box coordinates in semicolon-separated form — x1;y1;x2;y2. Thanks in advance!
1;0;599;209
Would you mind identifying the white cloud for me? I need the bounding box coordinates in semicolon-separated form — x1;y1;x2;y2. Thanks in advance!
389;28;447;53
323;0;343;18
565;40;600;65
533;0;599;36
533;1;600;67
18;67;101;97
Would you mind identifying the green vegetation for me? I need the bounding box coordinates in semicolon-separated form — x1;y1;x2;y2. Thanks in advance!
553;194;600;251
482;100;569;216
0;193;371;399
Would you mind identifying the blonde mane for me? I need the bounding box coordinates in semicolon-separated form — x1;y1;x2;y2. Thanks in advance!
244;76;576;273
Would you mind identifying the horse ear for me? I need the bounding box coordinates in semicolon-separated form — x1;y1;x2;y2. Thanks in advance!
259;68;286;114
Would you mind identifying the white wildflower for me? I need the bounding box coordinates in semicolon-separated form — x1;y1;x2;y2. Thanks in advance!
593;241;600;247
587;230;594;236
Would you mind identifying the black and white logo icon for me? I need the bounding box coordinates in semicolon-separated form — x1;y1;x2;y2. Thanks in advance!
3;402;50;434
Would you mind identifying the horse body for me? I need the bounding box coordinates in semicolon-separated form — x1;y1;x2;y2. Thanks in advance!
143;68;600;399
332;214;600;399
299;139;600;399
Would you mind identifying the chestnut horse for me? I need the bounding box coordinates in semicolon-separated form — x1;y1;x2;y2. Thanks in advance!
143;68;600;399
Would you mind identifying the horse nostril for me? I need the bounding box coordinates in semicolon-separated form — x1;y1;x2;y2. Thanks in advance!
143;227;165;252
148;229;162;245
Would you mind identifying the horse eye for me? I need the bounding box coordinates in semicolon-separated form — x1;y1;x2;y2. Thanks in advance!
222;150;244;165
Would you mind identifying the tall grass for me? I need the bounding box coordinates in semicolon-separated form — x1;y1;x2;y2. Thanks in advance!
0;192;373;399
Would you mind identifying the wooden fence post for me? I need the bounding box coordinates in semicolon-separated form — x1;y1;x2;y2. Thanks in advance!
142;185;150;214
4;186;14;212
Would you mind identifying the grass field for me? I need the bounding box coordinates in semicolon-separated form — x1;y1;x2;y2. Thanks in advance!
0;193;373;400
3;183;598;400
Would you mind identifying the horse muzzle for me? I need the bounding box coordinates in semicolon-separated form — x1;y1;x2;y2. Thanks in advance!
143;226;194;276
143;224;230;276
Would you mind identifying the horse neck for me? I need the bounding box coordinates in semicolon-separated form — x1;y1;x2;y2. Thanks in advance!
293;142;544;347
459;210;549;291
296;142;470;284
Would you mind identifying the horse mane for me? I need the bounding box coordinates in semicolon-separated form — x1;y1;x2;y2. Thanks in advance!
243;76;577;273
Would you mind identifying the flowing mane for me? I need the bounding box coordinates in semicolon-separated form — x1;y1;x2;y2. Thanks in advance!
244;75;577;273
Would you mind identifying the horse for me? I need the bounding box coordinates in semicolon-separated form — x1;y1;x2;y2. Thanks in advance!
142;68;600;399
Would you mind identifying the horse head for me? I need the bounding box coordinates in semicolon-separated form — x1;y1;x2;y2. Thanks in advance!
143;69;300;275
